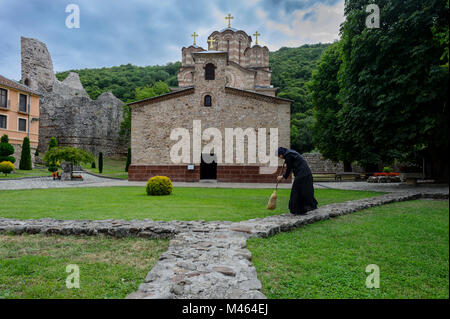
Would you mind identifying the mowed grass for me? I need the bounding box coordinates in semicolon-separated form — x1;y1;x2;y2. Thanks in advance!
0;234;168;298
0;168;49;179
0;187;382;222
81;157;128;180
247;200;449;299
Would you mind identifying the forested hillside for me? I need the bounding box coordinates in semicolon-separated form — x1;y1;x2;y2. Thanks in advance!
56;43;330;152
56;62;180;102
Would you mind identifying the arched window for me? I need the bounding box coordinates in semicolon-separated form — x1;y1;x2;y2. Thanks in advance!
204;95;212;107
205;63;215;80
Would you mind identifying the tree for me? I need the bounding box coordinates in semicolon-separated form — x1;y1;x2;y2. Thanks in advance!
125;147;131;172
119;81;171;140
338;0;449;177
0;134;15;163
98;152;103;174
290;112;314;154
19;137;32;170
43;147;94;165
310;42;355;171
48;137;58;151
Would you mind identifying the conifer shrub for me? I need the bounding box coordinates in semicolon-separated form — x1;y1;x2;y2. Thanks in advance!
19;137;32;170
0;134;15;163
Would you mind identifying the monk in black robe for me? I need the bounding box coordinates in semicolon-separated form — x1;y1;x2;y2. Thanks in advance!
276;147;318;215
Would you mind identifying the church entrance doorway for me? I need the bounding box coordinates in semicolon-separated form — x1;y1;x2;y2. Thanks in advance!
200;153;217;180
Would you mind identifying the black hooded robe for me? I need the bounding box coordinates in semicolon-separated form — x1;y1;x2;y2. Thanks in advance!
278;148;318;215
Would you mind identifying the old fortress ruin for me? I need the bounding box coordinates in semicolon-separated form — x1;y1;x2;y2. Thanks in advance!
20;36;126;156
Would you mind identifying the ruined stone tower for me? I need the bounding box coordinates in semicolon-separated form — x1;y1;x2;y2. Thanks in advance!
20;36;126;156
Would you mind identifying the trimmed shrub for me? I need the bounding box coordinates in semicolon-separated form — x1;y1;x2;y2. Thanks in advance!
19;137;32;170
91;161;96;169
98;152;103;173
48;137;58;151
125;147;131;172
0;161;15;176
0;134;15;164
146;176;173;196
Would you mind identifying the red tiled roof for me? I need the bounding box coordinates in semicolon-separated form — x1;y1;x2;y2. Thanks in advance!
0;74;40;95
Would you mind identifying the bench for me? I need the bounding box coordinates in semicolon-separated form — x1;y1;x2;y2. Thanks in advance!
335;172;363;181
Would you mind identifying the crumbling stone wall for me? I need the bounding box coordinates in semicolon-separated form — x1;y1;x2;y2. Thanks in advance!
20;36;126;156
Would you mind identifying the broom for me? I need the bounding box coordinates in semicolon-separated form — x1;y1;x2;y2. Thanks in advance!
266;163;285;210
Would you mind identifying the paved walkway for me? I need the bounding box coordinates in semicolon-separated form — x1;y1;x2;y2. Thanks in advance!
1;172;448;194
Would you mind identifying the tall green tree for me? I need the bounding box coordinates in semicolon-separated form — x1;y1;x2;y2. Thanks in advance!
310;42;354;170
19;137;32;170
338;0;448;177
119;81;171;140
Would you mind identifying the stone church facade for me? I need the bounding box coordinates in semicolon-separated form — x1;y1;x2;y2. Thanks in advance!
129;27;291;182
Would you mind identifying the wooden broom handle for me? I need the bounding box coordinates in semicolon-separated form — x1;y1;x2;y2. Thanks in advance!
274;162;286;191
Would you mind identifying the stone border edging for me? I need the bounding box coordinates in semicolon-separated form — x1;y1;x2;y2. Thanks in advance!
0;191;447;299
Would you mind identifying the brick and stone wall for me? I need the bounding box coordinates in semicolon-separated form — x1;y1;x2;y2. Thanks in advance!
302;153;343;174
128;164;291;183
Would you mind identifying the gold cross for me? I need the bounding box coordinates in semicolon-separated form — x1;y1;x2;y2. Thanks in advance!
253;31;261;45
208;37;216;50
225;13;234;28
191;32;198;46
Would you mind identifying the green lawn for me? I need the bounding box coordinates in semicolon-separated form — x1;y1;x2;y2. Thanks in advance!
0;187;382;222
81;157;128;180
0;168;49;179
248;199;449;299
0;234;168;298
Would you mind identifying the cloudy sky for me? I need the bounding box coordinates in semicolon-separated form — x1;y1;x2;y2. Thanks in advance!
0;0;345;80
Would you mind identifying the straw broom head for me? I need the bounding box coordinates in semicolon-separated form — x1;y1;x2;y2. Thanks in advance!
266;190;277;210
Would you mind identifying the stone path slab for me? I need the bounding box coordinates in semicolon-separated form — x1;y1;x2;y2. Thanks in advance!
2;190;446;299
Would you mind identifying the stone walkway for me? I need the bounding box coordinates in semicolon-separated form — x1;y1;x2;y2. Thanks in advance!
2;172;448;193
0;189;447;299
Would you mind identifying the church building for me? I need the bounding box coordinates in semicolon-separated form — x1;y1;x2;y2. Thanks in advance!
128;16;291;182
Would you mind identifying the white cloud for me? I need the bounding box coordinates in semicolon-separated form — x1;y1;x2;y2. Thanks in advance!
264;1;344;50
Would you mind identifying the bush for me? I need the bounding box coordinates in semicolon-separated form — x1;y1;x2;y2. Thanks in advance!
0;134;15;164
125;147;131;172
19;137;32;170
48;137;58;151
0;161;15;176
98;152;103;173
91;161;96;169
44;147;94;165
146;176;173;196
383;166;393;173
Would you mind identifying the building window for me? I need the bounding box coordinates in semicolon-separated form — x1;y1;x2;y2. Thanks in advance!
205;63;215;80
204;95;212;107
227;40;230;52
19;94;27;113
18;118;27;132
0;115;6;129
0;89;7;108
